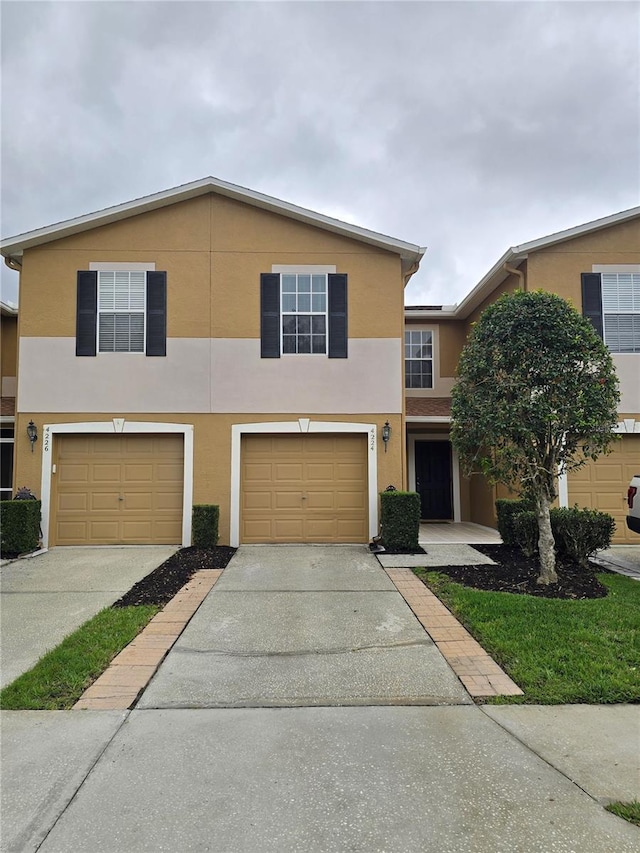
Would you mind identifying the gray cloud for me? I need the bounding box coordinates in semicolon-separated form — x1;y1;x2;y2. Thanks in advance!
2;1;638;306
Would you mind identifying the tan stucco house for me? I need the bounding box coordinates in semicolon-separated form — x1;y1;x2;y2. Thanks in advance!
405;206;640;543
1;178;424;548
1;179;638;546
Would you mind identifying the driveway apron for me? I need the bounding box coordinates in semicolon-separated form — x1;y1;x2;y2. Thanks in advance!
139;545;471;708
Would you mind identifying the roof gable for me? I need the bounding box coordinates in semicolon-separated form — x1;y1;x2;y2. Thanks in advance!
1;177;425;277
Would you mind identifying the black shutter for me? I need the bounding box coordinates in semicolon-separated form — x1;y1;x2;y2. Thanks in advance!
328;273;348;358
261;273;281;358
146;272;167;356
76;271;97;356
581;273;603;339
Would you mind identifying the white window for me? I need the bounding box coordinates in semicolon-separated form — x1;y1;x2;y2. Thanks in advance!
281;273;327;354
602;273;640;353
405;330;433;388
97;271;145;353
0;425;14;498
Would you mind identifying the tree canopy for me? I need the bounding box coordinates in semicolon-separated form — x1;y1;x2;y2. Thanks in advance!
451;289;619;583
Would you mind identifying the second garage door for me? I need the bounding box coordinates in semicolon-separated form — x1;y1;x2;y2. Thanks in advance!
52;434;184;546
241;433;368;543
567;435;640;544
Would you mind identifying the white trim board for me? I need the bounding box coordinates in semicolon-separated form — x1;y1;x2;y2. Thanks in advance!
230;419;378;547
40;420;194;549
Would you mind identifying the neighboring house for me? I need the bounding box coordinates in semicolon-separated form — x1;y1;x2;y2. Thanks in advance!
0;177;424;548
404;206;640;543
1;180;637;547
0;300;18;499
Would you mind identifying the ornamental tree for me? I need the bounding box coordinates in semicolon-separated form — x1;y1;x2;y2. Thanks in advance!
451;290;619;585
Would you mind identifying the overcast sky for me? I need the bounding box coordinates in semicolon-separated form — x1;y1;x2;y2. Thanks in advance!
1;0;638;307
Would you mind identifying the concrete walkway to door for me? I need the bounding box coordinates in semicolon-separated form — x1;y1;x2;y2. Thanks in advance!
139;545;471;708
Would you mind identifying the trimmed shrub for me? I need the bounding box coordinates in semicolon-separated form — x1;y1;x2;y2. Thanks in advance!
512;510;539;557
380;491;420;550
551;506;615;568
495;498;536;546
0;500;41;557
192;505;220;548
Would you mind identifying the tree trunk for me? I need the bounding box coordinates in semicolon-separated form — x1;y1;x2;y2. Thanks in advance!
536;493;558;585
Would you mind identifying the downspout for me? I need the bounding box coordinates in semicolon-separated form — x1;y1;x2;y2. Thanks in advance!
504;262;526;291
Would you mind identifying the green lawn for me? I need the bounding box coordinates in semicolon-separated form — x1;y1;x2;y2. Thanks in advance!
0;605;159;710
414;569;640;704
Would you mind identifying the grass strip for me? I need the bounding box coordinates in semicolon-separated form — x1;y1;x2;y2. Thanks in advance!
605;801;640;826
413;570;640;705
0;605;159;710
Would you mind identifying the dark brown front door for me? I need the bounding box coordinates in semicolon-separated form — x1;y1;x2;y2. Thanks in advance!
415;441;453;520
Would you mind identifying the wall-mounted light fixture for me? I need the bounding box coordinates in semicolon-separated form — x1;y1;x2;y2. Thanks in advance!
27;420;38;452
381;420;391;452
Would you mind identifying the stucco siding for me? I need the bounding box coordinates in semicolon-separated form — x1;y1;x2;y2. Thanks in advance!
210;338;402;413
18;337;401;414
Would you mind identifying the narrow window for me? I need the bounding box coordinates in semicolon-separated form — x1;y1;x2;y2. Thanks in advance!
405;330;433;388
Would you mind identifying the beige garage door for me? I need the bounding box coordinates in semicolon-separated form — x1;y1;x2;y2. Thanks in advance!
241;433;368;543
53;434;183;545
568;435;640;544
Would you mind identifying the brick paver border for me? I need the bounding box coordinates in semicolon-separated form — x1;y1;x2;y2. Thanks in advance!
385;568;523;699
74;570;223;710
74;563;522;709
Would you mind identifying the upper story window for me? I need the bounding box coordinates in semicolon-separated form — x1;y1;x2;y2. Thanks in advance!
260;271;347;359
76;269;167;357
97;271;145;352
281;274;327;354
602;273;640;353
405;330;433;388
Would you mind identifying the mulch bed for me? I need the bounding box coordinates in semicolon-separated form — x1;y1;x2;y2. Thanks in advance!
112;541;610;608
112;546;237;608
432;544;610;600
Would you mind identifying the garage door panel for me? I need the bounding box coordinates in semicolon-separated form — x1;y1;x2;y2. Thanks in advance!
337;490;366;509
89;521;120;540
275;463;304;480
306;491;334;509
92;465;122;484
58;464;90;484
241;433;368;543
157;463;183;482
58;494;88;511
274;491;304;509
243;491;272;510
274;519;305;539
123;464;154;482
123;493;153;511
91;492;119;511
54;434;183;546
306;463;335;481
337;519;368;539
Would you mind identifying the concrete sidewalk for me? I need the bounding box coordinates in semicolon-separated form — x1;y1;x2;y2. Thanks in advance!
0;546;177;686
3;704;638;852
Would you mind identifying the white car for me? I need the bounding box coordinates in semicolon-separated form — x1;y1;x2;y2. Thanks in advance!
627;475;640;534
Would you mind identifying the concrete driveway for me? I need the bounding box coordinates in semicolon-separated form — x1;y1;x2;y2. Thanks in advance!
139;545;470;708
0;546;176;687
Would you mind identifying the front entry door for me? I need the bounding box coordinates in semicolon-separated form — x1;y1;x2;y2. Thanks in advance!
415;441;453;520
